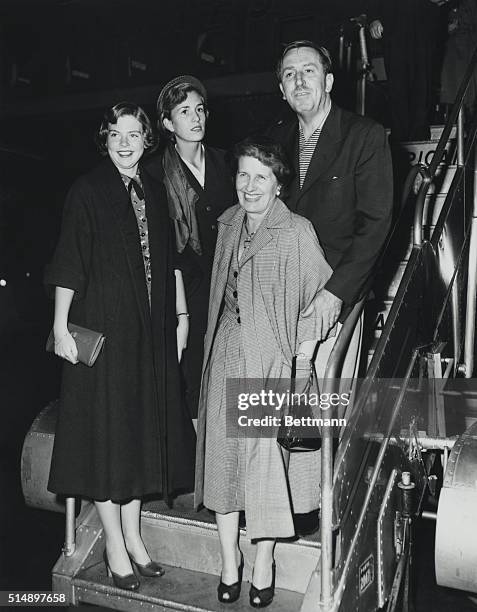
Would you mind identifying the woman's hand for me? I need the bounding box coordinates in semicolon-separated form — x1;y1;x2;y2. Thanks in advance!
54;330;79;364
176;314;189;363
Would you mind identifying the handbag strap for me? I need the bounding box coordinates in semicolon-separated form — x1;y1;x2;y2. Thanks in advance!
291;356;319;395
291;355;297;395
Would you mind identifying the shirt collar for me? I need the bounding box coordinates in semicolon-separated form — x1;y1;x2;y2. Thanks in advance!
298;102;332;141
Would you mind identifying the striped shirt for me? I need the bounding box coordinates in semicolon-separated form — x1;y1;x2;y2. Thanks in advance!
298;105;331;188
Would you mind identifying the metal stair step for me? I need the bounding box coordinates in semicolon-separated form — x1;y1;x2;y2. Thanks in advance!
140;499;321;594
51;501;320;609
72;561;304;612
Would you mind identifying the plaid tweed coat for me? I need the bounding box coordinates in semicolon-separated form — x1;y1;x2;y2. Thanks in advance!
195;198;332;538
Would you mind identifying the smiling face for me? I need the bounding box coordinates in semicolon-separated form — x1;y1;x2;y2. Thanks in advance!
236;155;279;220
163;90;207;144
106;114;145;177
279;46;333;118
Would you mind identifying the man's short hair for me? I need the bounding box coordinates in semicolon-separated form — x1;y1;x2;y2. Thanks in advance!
276;40;333;81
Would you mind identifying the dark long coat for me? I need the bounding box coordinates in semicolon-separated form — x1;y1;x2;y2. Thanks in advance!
145;146;234;417
45;158;196;502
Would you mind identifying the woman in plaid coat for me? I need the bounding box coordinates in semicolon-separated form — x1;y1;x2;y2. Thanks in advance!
195;137;332;607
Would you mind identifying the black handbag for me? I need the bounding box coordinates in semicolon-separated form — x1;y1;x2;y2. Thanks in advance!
277;356;322;452
46;323;105;367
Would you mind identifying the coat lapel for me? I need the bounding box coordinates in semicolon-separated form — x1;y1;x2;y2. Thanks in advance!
282;122;300;211
97;158;151;334
142;168;167;318
297;104;343;203
238;225;273;268
284;105;343;212
239;198;290;268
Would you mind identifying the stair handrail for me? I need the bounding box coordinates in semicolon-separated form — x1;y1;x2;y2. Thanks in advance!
322;45;477;609
332;348;420;611
458;143;477;377
413;43;477;245
320;297;366;606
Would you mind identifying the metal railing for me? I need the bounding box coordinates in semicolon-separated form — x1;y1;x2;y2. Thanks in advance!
318;42;477;610
319;298;365;605
413;45;477;247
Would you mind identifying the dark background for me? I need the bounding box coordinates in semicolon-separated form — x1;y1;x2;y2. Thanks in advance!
1;1;476;610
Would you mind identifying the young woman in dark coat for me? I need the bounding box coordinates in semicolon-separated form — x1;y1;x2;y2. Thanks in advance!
145;75;235;423
45;102;196;591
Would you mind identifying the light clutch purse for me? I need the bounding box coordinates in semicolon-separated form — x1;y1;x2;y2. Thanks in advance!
46;323;105;367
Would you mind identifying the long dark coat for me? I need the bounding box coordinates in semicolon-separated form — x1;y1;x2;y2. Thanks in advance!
45;158;196;502
145;146;234;417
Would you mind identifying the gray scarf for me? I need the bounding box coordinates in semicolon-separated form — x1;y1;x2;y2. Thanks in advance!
162;144;202;255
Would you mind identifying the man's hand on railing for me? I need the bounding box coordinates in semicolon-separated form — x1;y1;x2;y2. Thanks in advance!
302;288;343;341
369;20;383;39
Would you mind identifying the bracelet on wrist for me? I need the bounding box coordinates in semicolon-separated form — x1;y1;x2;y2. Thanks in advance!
177;312;189;318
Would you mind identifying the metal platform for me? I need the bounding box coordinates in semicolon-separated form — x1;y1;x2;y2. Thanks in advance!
72;562;303;612
51;495;320;610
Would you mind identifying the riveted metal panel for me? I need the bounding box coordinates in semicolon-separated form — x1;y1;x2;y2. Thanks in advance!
377;469;399;608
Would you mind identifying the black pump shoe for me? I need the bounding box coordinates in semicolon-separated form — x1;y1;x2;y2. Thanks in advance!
218;552;244;604
249;561;276;608
128;553;165;577
103;550;140;591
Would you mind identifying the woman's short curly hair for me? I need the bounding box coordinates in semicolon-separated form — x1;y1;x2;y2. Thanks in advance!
233;136;293;187
96;102;156;154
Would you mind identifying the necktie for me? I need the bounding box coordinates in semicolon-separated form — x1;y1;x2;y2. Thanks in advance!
128;177;145;201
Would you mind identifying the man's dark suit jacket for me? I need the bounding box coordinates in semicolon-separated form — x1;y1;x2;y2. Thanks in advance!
269;103;393;316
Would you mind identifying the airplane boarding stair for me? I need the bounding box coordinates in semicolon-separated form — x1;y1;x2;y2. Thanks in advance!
20;47;477;611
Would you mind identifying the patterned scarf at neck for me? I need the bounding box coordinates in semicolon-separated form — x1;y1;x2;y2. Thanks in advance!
162;144;202;255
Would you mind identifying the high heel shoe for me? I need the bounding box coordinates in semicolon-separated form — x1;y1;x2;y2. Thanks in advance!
249;561;276;608
103;550;140;591
128;553;165;577
217;551;244;604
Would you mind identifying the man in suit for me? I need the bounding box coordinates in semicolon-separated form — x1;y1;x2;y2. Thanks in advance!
269;40;393;380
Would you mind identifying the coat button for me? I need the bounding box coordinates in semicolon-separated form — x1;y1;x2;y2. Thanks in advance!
206;205;212;212
233;290;238;299
236;307;240;313
211;224;216;230
233;271;238;278
237;316;241;324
